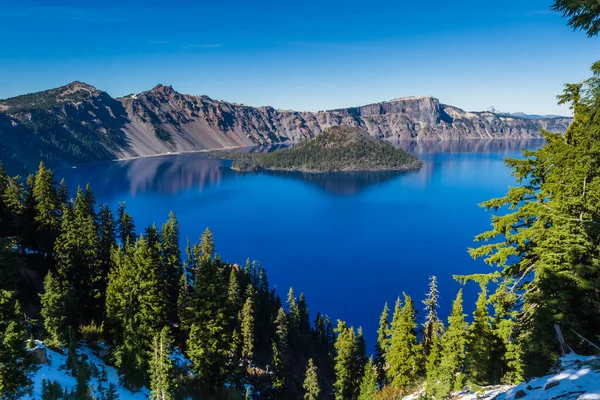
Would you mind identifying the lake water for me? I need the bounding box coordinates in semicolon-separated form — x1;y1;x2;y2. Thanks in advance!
58;139;542;346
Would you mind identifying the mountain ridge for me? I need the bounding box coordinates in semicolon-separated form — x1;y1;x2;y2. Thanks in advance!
0;81;573;175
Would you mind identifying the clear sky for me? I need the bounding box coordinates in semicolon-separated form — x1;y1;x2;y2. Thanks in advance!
1;0;598;115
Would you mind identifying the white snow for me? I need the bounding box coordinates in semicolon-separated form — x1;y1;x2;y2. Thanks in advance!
22;340;150;399
403;353;600;400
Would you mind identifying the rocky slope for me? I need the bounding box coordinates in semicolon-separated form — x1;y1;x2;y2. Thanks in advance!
0;82;572;175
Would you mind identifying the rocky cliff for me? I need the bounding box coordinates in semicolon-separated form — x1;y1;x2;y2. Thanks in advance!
0;82;572;175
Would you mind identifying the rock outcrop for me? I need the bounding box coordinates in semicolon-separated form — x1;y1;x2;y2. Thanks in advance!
0;82;572;175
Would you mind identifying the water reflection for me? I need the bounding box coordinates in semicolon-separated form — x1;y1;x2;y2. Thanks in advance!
262;170;419;195
394;138;544;154
59;139;540;198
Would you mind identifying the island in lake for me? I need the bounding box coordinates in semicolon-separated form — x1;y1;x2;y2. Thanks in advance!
215;126;423;172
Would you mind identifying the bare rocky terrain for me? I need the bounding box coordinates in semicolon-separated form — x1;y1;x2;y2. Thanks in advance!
0;81;572;175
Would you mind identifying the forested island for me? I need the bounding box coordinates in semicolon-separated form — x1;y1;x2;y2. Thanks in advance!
214;126;423;172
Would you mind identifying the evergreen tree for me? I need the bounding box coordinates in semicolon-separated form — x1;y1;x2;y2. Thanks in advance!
303;358;320;400
466;283;494;385
489;281;523;384
297;293;310;334
97;204;116;316
552;0;600;36
40;270;71;346
386;293;422;390
425;321;442;399
228;267;242;316
357;358;377;400
353;327;367;396
33;162;60;257
422;276;442;359
241;289;255;364
0;291;38;399
149;327;175;400
116;202;136;244
186;229;230;395
333;320;359;400
432;290;468;398
373;302;389;388
161;212;182;323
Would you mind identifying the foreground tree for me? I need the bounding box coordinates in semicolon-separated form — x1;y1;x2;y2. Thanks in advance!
386;294;422;390
431;290;467;398
553;0;600;37
469;62;600;376
149;327;175;400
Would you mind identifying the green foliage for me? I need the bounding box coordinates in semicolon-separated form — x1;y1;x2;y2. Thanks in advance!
386;293;422;390
373;302;389;389
303;358;320;400
0;291;38;399
466;284;495;385
40;271;71;346
224;126;422;172
358;358;377;400
241;291;255;363
333;320;365;400
149;327;175;400
469;63;600;376
431;290;468;399
552;0;600;37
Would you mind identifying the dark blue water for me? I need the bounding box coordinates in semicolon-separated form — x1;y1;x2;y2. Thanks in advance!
58;139;542;347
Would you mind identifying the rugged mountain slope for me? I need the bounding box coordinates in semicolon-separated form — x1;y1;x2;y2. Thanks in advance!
0;82;572;175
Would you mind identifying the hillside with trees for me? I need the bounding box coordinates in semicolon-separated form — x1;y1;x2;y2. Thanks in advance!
220;126;422;172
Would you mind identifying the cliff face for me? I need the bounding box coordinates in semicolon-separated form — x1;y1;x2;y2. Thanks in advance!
0;82;572;174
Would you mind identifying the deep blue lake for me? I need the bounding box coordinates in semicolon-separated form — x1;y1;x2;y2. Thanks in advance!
57;139;542;347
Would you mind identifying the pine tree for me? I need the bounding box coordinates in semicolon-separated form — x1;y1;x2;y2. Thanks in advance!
466;283;494;385
40;270;71;346
425;321;442;399
97;204;116;316
297;293;310;334
117;202;136;244
33;162;60;257
303;358;320;400
358;358;377;400
469;62;600;376
241;289;255;364
373;302;389;388
334;320;358;400
0;291;38;399
149;327;174;400
432;290;468;398
353;327;367;397
228;267;242;315
186;229;230;395
161;212;182;323
422;276;442;359
386;293;422;389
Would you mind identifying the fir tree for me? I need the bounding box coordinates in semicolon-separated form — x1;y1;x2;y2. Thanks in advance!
161;212;182;323
386;293;422;390
422;276;442;359
303;358;320;400
357;358;377;400
466;283;494;385
0;291;38;399
40;270;71;346
241;290;255;364
432;290;468;398
425;321;442;399
149;327;175;400
116;202;136;244
373;302;389;388
33;162;60;257
334;320;358;400
186;229;230;395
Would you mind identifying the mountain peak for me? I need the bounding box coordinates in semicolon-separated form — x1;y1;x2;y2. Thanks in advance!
151;84;176;96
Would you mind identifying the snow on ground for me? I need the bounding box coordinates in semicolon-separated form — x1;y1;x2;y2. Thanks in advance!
21;340;150;399
403;354;599;400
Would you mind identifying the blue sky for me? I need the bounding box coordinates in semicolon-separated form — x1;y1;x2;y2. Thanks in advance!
0;0;598;114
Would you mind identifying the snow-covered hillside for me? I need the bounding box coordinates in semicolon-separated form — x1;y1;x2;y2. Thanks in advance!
444;354;600;400
21;341;149;399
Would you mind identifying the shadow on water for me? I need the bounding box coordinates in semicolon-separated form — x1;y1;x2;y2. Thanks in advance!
258;169;419;195
393;138;545;154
